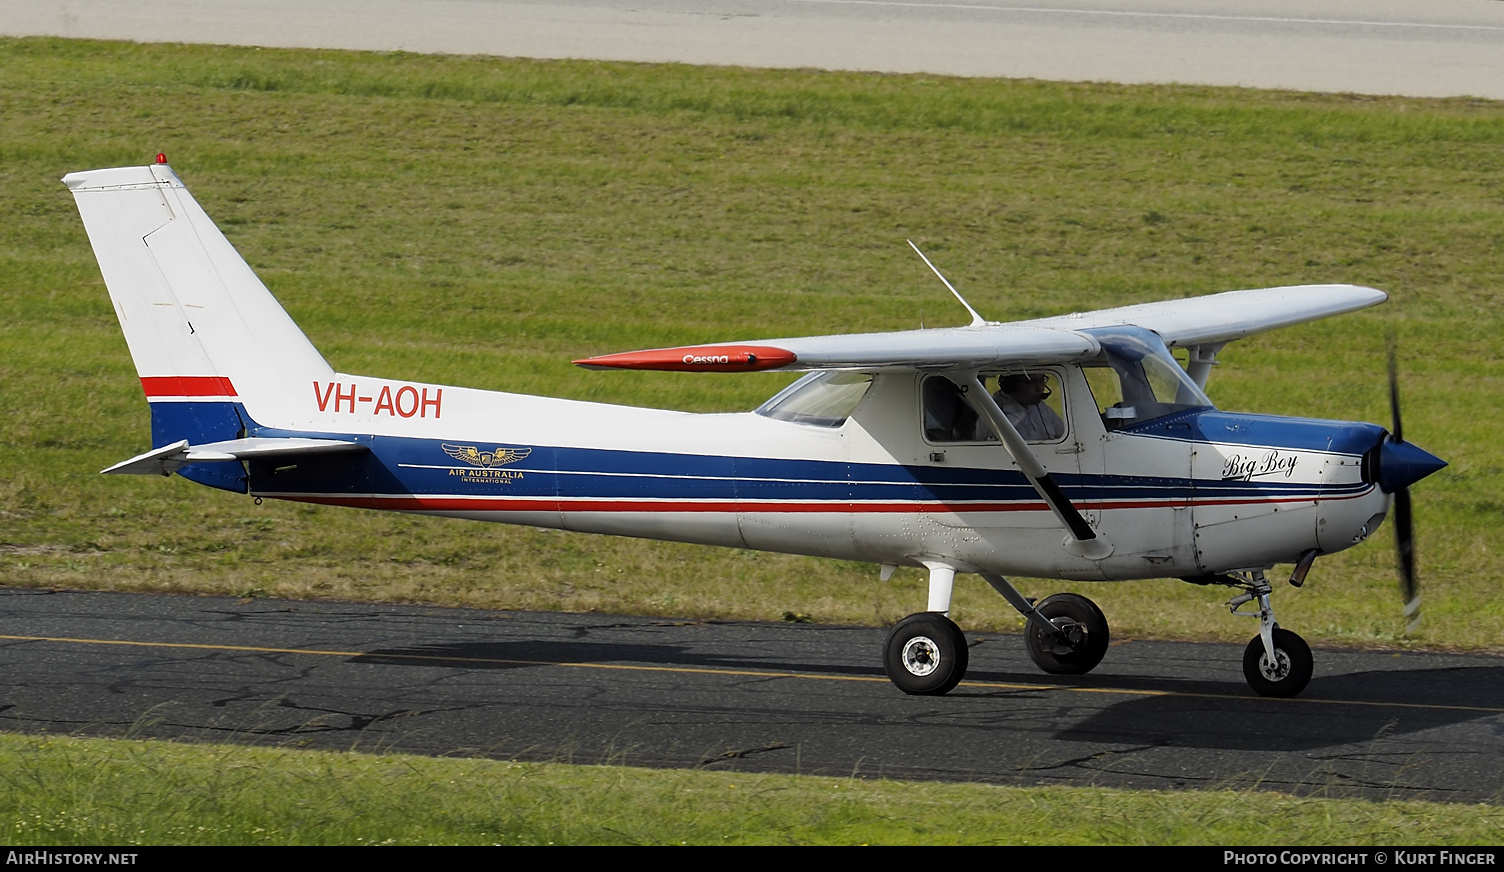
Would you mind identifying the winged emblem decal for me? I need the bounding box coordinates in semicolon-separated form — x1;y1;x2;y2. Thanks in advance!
442;444;532;468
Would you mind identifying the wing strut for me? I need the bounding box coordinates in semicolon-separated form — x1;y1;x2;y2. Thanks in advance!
957;374;1113;560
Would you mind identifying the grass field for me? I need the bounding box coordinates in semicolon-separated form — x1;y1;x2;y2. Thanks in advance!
1;36;1501;651
3;34;1503;849
3;733;1501;845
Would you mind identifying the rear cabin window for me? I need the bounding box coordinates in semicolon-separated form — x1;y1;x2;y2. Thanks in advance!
756;372;873;427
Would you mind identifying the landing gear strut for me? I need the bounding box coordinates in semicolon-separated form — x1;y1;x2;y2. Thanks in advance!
883;564;971;695
980;572;1111;679
1222;570;1314;698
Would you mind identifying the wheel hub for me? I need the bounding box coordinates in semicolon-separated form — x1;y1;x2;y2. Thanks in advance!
1053;618;1086;647
900;636;941;677
1039;617;1086;655
1258;649;1292;682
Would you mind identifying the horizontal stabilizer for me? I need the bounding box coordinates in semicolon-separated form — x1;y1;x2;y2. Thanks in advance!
103;437;367;477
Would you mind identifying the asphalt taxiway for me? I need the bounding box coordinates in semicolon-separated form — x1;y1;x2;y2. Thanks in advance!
4;588;1502;801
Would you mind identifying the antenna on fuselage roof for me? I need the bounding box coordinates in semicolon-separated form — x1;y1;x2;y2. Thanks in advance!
907;240;988;328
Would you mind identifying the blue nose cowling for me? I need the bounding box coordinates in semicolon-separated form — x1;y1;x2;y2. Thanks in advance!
1377;439;1448;492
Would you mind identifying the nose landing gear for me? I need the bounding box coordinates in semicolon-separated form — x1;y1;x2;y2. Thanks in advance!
1224;570;1314;698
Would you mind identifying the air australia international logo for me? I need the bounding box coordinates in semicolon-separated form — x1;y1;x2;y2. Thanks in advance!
443;444;531;468
442;443;531;483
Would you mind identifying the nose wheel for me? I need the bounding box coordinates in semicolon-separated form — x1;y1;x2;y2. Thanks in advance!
883;612;969;695
1242;627;1313;698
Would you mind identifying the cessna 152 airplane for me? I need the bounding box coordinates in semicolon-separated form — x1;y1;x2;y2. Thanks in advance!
65;160;1447;699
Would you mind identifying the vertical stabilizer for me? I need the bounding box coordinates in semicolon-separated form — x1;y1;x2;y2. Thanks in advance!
65;163;337;491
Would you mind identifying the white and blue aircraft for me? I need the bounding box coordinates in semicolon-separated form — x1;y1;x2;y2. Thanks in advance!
65;160;1446;698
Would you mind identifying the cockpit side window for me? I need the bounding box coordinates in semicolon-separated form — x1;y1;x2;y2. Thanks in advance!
923;371;1068;444
990;371;1068;442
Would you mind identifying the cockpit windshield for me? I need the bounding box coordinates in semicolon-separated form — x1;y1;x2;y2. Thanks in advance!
1082;326;1213;429
756;371;873;427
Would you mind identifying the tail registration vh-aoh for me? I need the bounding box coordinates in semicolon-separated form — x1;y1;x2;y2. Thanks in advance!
65;160;1446;698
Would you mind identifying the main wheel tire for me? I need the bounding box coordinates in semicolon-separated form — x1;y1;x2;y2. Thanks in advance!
1025;593;1110;675
1242;628;1314;698
883;612;969;695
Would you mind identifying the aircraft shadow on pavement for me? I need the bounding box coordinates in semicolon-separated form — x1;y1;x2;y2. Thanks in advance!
351;640;886;677
974;665;1504;752
353;642;1504;749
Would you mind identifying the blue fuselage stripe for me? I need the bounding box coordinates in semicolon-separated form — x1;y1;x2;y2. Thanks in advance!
208;406;1381;507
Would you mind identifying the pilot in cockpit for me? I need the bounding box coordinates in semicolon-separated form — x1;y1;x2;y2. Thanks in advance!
992;373;1066;442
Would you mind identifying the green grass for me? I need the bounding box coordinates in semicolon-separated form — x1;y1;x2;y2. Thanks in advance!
3;733;1500;845
1;37;1501;649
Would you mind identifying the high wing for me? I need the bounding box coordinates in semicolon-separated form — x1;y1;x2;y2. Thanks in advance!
1016;283;1386;349
575;326;1099;372
575;284;1386;373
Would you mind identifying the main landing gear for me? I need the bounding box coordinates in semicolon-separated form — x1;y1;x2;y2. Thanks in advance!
881;565;1111;696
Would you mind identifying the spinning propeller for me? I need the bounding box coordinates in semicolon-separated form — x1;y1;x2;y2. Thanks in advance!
1377;342;1447;632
